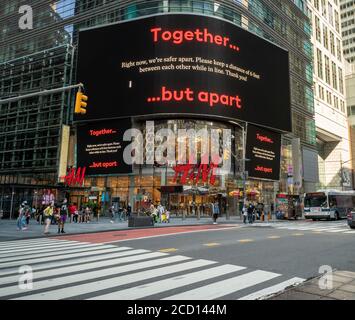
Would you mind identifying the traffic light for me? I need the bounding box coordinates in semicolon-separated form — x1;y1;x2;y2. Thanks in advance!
74;91;88;114
223;149;230;160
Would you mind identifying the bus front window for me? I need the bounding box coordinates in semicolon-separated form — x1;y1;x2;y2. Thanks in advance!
304;196;327;207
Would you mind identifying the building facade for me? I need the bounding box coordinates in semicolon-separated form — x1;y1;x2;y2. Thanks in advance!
308;0;351;190
340;0;355;63
345;62;355;182
0;0;317;218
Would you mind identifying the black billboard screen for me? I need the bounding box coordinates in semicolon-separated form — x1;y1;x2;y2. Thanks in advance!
245;124;281;181
76;14;291;132
76;119;132;175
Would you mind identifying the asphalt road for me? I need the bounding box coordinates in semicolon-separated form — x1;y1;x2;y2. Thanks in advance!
114;222;355;281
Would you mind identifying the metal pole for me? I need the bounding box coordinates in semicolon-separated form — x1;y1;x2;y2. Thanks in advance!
9;189;15;220
341;160;344;191
0;83;84;105
242;124;248;211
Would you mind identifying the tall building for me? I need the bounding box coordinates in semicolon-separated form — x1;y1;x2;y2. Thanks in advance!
345;62;355;185
0;0;72;215
0;0;317;217
340;0;355;63
308;0;351;190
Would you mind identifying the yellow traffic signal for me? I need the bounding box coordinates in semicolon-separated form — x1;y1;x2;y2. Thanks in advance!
74;91;88;114
223;149;230;160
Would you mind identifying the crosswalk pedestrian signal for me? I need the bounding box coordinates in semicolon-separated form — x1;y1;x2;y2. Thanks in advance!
74;91;88;114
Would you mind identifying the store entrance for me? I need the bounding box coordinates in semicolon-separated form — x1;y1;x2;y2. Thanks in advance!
161;190;226;217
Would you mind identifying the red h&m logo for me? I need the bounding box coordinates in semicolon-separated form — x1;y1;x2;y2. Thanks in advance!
64;167;86;186
172;162;218;185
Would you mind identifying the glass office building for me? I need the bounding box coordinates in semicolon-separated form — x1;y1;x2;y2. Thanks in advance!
0;0;317;217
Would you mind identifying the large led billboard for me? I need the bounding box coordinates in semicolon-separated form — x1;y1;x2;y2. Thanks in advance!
76;14;291;132
245;124;281;181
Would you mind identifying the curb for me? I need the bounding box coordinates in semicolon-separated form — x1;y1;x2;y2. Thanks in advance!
0;220;243;241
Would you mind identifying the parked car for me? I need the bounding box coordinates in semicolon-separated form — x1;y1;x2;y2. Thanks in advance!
347;211;355;229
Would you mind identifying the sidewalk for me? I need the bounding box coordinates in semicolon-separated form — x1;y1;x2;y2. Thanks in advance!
0;215;241;241
268;271;355;300
0;214;297;241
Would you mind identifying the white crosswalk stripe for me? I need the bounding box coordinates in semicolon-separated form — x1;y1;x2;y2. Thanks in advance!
237;277;305;300
89;264;246;300
162;270;282;300
0;238;306;300
0;238;71;248
251;221;353;234
0;242;96;258
0;243;114;263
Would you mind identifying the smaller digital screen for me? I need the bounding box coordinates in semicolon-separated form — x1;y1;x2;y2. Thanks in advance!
76;118;132;175
245;124;281;181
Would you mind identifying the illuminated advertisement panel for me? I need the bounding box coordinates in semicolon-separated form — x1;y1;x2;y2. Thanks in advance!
245;124;281;181
76;118;132;175
76;14;291;132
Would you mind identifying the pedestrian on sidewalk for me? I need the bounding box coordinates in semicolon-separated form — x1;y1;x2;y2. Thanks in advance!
212;201;220;225
78;206;85;223
247;203;254;224
16;201;28;231
37;205;45;225
68;203;77;223
242;203;248;224
118;205;124;221
43;203;54;234
110;204;116;223
25;206;31;226
157;203;165;223
85;206;91;223
126;203;132;219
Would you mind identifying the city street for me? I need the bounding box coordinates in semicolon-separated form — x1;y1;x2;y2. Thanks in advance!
0;219;354;300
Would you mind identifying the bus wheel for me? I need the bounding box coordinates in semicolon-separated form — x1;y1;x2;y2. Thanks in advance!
312;218;317;221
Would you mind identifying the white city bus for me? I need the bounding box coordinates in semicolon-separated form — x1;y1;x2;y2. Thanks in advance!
304;190;355;221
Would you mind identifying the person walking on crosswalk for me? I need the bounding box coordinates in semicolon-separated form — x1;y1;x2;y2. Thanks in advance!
57;199;68;234
43;202;54;235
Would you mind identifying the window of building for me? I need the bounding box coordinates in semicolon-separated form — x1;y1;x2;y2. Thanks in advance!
321;0;327;18
328;2;333;26
335;10;340;33
336;38;342;60
326;91;332;105
332;62;337;90
314;0;320;10
318;84;325;100
340;101;345;113
334;96;339;109
323;24;329;49
317;48;323;79
338;67;344;94
330;31;335;55
324;55;330;84
315;16;321;42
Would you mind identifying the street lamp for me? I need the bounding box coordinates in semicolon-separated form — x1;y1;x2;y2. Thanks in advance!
9;191;15;220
